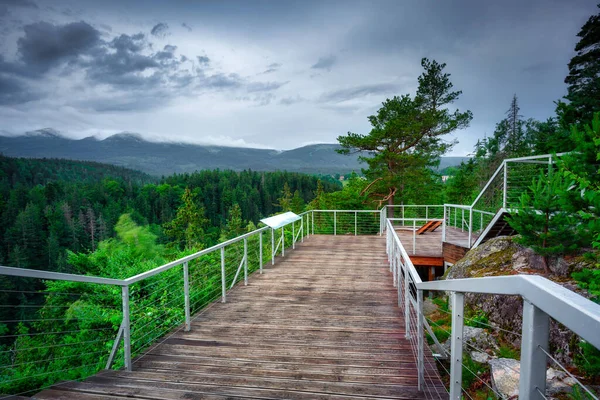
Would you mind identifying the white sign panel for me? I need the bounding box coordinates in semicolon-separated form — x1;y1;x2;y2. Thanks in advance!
260;212;301;229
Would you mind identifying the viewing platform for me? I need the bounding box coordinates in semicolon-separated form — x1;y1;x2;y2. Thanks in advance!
31;235;444;400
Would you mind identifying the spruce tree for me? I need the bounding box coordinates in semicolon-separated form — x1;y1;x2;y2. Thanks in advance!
562;4;600;126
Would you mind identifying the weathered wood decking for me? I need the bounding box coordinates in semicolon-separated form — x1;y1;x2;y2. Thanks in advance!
33;235;443;400
395;227;474;257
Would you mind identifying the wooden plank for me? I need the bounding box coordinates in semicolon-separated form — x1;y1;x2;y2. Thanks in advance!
416;221;435;235
31;235;442;399
409;256;444;267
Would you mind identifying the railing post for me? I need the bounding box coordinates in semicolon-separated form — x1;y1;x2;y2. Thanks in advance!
243;238;248;285
442;205;446;242
281;227;285;257
392;244;397;287
271;228;275;265
183;261;191;331
449;292;464;400
354;211;357;236
468;207;473;248
480;212;483;233
121;285;132;372
519;300;549;400
404;272;410;338
503;161;508;209
334;211;337;235
312;211;314;235
412;219;416;255
292;220;295;249
259;231;263;274
454;207;457;228
417;289;425;391
221;247;226;303
301;216;304;243
425;205;429;221
461;208;464;232
397;255;403;308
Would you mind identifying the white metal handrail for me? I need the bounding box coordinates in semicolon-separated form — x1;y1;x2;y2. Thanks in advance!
0;210;314;384
387;214;600;400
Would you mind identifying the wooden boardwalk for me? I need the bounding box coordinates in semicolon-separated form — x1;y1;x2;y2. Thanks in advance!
33;235;443;400
395;227;475;257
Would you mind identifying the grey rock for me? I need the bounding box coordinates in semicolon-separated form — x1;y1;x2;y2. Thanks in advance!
489;360;579;398
546;368;577;395
471;351;490;363
442;326;498;353
490;358;520;398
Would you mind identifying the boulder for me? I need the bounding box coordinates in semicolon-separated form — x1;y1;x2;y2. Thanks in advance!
489;359;579;398
442;326;498;354
546;368;577;395
471;351;491;363
490;358;520;398
445;237;596;365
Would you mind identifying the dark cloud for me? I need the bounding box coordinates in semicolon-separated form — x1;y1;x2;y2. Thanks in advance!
0;74;37;105
0;0;37;6
17;21;100;75
197;55;210;64
181;22;192;32
311;55;336;71
0;0;36;15
320;83;401;103
150;22;169;38
155;44;177;60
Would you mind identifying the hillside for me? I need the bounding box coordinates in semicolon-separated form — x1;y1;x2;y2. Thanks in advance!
0;130;469;176
0;154;154;187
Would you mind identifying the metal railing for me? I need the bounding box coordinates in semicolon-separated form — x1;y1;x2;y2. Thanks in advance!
0;212;315;398
387;216;600;400
310;209;381;235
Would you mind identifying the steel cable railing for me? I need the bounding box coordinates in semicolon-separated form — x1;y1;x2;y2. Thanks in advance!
0;211;315;398
387;215;600;400
310;210;381;235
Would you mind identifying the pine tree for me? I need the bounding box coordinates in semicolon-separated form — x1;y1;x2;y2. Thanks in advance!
506;171;579;273
291;190;305;214
221;203;245;240
337;58;472;215
277;183;293;212
163;188;208;250
562;4;600;126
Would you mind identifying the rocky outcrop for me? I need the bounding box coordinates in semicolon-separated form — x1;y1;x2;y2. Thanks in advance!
442;326;498;354
489;358;578;398
490;358;520;398
445;236;595;365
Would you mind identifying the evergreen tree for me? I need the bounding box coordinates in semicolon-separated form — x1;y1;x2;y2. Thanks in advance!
562;4;600;126
291;190;305;214
163;188;208;250
277;183;293;212
221;203;245;240
337;58;472;214
506;171;579;273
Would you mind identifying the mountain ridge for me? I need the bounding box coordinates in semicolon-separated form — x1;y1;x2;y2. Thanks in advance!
0;131;469;176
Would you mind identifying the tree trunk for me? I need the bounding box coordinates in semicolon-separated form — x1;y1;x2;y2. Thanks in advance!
387;194;395;219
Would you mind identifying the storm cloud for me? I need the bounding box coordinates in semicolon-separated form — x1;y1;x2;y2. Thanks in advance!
0;0;597;151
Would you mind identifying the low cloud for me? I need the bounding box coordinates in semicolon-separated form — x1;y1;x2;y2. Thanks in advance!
311;55;336;71
181;22;192;32
320;83;401;103
262;62;282;74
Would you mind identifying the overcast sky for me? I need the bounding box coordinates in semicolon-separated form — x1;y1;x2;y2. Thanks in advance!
0;0;597;154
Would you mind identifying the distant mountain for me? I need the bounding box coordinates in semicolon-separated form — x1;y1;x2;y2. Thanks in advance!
0;130;470;176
